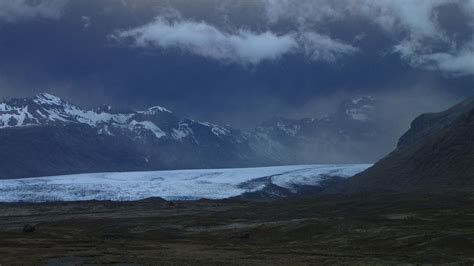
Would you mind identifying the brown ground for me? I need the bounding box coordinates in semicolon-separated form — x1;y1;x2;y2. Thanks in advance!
0;193;474;265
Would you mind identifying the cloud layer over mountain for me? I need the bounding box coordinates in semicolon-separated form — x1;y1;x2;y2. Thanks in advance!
0;0;472;135
0;0;68;23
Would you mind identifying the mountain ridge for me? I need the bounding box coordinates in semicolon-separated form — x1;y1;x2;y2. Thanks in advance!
0;93;387;179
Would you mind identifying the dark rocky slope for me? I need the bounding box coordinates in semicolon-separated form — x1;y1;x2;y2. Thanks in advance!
337;97;474;193
397;96;474;148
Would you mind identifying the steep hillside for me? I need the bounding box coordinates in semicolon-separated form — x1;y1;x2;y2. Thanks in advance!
338;98;474;193
397;96;474;148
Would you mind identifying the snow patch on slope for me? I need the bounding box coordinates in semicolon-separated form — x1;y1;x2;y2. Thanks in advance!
172;122;192;140
346;108;370;121
129;120;166;138
140;106;172;115
0;106;37;128
276;122;300;136
200;122;230;137
33;93;64;106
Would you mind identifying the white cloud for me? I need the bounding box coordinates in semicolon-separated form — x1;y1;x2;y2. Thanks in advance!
263;0;450;38
262;0;474;75
352;0;449;38
81;16;91;30
113;16;357;66
264;0;344;26
0;0;68;23
396;40;474;75
363;0;474;76
114;17;298;65
428;51;474;75
299;32;359;63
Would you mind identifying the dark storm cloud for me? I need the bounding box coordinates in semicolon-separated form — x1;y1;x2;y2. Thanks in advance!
103;0;474;73
261;0;474;75
0;0;472;134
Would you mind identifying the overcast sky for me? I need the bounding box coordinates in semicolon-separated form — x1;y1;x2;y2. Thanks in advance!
0;0;473;128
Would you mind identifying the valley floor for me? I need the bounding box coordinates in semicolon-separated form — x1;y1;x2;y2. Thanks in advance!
0;193;474;264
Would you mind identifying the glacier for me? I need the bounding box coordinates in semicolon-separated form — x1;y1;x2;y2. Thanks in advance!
0;164;371;202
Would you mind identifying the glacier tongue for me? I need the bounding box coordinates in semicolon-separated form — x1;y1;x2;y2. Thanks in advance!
0;164;371;202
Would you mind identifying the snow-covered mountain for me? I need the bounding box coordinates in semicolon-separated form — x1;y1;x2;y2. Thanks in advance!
0;93;235;142
0;93;265;179
250;96;387;164
0;93;386;179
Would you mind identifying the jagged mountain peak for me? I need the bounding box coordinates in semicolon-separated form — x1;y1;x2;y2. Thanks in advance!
0;93;245;146
33;93;67;106
141;106;172;115
2;93;173;116
0;94;168;139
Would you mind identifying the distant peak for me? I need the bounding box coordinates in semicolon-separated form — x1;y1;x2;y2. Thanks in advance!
350;96;374;105
34;93;65;106
141;106;172;115
338;96;376;122
35;92;59;99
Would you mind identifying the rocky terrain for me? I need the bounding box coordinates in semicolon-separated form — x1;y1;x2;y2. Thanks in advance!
0;193;473;264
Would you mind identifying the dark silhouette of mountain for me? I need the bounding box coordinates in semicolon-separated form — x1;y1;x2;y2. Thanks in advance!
398;96;474;148
336;96;474;193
